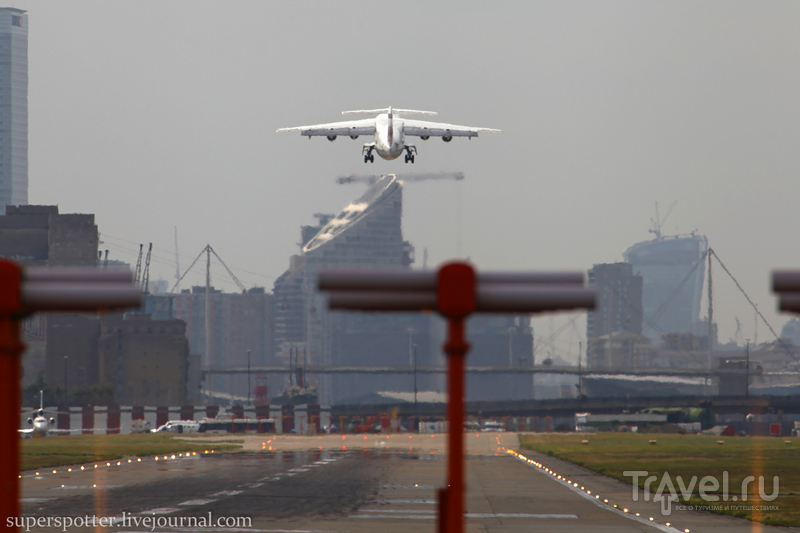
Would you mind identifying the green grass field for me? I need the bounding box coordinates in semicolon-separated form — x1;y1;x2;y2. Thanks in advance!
21;433;242;471
519;433;800;526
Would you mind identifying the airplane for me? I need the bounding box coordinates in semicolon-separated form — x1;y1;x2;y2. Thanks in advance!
277;107;500;163
18;391;77;438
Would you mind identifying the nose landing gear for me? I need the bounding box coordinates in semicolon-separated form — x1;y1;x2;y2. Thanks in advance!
403;145;417;164
362;144;376;163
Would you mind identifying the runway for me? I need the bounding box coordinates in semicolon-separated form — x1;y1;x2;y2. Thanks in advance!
20;433;797;532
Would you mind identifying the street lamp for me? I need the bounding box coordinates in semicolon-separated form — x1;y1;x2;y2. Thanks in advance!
63;355;68;405
247;349;251;406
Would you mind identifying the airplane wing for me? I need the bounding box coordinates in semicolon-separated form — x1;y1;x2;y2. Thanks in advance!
48;428;84;435
277;118;376;137
401;118;501;138
18;428;33;435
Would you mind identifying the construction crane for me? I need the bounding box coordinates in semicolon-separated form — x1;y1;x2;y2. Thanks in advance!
133;244;144;284
649;200;677;240
141;243;153;294
336;171;464;185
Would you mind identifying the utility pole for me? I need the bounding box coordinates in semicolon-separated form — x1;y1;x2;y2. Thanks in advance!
247;349;251;406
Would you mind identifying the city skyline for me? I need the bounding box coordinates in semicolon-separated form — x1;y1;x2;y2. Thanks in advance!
11;2;800;354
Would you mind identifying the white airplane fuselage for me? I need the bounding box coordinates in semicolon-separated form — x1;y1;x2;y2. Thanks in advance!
30;416;49;437
373;113;405;160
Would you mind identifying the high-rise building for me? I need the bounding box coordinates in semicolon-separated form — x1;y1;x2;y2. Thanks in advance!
0;8;27;213
587;263;643;338
273;175;429;404
623;234;708;343
0;205;98;386
586;262;645;368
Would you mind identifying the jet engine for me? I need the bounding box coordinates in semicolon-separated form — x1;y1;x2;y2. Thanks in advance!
442;135;453;142
420;136;430;140
327;135;337;141
350;135;359;140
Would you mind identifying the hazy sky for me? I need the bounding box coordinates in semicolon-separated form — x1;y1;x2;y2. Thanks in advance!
19;1;800;359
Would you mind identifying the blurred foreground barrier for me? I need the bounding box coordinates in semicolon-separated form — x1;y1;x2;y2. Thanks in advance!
773;270;800;313
318;262;595;533
1;260;141;531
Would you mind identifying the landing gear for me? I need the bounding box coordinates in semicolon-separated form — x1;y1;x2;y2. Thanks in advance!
404;145;417;164
362;144;376;163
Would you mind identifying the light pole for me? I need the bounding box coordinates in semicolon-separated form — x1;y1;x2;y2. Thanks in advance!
745;339;750;398
508;326;514;367
408;327;414;367
413;343;418;416
63;355;68;405
247;349;251;406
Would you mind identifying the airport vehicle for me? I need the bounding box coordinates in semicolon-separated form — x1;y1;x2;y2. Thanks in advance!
277;107;500;163
18;391;77;438
482;420;504;432
197;409;275;433
151;420;199;434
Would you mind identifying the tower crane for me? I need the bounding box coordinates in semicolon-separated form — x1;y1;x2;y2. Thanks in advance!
141;243;153;294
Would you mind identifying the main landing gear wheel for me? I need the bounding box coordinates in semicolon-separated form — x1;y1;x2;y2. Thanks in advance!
364;154;374;163
404;154;415;164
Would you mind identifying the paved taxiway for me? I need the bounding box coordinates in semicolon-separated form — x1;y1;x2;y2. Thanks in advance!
20;433;798;532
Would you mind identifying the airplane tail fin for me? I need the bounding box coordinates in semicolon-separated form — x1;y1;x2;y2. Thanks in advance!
342;107;437;116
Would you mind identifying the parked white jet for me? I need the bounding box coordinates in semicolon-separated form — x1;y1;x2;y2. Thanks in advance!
18;391;76;438
277;107;500;163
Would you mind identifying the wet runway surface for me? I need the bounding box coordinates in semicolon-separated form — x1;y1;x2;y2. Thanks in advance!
20;433;793;532
23;450;387;523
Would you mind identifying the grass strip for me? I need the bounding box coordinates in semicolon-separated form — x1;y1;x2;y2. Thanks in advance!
22;433;242;471
519;433;800;527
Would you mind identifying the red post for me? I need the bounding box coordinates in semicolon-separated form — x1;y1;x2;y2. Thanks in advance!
0;260;23;530
437;263;475;533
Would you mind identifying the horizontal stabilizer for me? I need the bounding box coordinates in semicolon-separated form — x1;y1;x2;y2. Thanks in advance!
342;107;438;116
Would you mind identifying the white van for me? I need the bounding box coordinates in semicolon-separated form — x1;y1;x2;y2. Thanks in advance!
482;420;503;432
